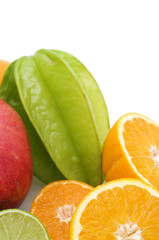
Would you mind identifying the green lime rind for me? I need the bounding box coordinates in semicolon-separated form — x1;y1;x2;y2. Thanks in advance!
0;209;50;240
0;62;66;184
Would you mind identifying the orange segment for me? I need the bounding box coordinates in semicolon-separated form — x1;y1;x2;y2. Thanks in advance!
70;179;159;240
0;60;10;84
30;180;93;240
102;113;159;189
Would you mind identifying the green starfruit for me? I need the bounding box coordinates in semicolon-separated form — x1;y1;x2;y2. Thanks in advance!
0;49;109;186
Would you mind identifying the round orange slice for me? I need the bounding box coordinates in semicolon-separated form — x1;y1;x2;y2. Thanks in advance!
70;178;159;240
30;180;93;240
102;113;159;189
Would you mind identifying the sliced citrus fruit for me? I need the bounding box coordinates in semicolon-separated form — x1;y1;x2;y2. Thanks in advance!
102;113;159;189
0;209;50;239
0;60;10;84
70;178;159;240
30;180;93;240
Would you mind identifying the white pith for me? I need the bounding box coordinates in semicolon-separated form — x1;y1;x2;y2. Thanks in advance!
114;221;142;240
56;203;76;224
71;179;159;240
119;113;159;185
149;145;159;167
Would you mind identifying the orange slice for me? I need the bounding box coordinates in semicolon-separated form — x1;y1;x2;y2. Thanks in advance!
30;180;93;240
0;60;10;84
102;113;159;189
70;178;159;240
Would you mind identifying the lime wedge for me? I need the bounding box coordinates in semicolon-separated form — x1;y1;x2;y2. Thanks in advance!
0;209;50;240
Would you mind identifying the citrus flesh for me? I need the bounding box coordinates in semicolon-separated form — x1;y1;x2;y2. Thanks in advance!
0;60;10;84
30;180;93;240
0;209;50;240
102;113;159;190
70;179;159;240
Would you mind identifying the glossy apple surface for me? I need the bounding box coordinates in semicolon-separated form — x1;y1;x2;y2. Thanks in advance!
0;99;33;210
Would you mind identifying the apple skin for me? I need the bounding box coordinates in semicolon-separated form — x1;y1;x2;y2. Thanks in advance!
0;99;33;210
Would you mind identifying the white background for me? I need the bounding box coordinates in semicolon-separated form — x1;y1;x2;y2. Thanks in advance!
1;0;159;212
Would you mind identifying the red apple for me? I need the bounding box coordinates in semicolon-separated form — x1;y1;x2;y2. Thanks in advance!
0;99;33;210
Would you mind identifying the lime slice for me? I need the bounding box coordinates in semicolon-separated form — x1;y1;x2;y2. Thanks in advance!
0;209;50;240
